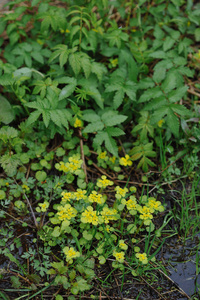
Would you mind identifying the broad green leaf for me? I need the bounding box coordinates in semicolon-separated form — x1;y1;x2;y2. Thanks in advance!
0;96;14;124
106;127;125;137
138;86;162;103
163;36;175;51
168;86;188;103
102;112;127;127
104;132;118;157
83;121;104;133
166;108;179;137
59;78;77;100
161;71;177;93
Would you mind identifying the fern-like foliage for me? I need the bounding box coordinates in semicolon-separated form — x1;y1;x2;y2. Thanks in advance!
82;109;127;156
26;90;72;131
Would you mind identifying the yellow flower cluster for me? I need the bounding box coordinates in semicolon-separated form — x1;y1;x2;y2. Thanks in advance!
136;252;148;264
96;175;114;189
113;251;125;263
55;154;83;174
38;201;49;212
157;119;165;128
57;203;77;221
119;154;132;166
115;186;128;199
63;246;80;263
81;206;99;225
119;240;128;250
100;206;118;224
74;118;83;128
73;189;87;201
146;197;164;212
88;191;105;204
125;195;138;214
98;151;108;160
138;206;154;221
61;191;73;203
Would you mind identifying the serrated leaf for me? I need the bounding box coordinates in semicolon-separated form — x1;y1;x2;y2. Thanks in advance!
168;86;188;103
163;36;175;51
151;106;168;123
59;78;77;100
106;127;125;136
83;121;104;133
113;90;125;108
170;104;190;116
69;52;81;76
82;111;100;122
26;111;41;126
149;51;167;59
104;132;118;157
161;71;177;93
31;52;44;64
138;87;162;103
42;110;50;127
93;131;106;148
0;96;14;124
102;113;127;126
166;108;179;137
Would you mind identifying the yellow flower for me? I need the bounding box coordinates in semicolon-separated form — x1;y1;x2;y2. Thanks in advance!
136;253;148;264
109;156;116;164
88;191;105;205
110;58;118;67
126;195;138;213
146;197;164;212
96;175;114;189
74;118;82;128
73;189;87;201
157;119;165;128
38;201;49;212
22;184;29;191
138;206;153;220
63;246;80;263
57;204;77;221
119;240;128;250
100;206;118;224
81;206;99;225
115;186;128;199
119;155;132;167
113;251;125;263
61;191;73;203
98;151;107;160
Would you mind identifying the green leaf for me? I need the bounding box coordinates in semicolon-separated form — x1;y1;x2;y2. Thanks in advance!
113;90;125;108
31;51;44;64
0;96;14;124
163;36;175;51
102;112;127;127
106;127;125;137
170;104;190;116
83;121;104;133
26;111;42;126
166;108;179;137
161;71;177;93
69;52;81;76
82;111;100;122
149;51;167;59
168;86;188;103
138;86;162;103
104;132;118;157
59;78;77;100
195;28;200;41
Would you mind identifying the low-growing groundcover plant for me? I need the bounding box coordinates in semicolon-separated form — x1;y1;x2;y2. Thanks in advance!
0;0;200;299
